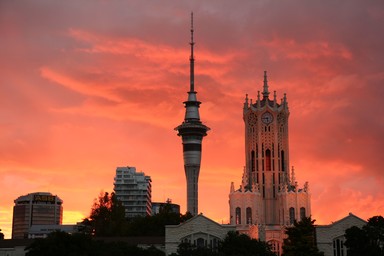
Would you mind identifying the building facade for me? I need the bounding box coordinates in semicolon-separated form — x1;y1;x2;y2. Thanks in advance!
229;72;311;255
11;192;63;239
152;199;180;216
175;13;209;216
316;213;366;256
113;166;152;218
165;214;235;255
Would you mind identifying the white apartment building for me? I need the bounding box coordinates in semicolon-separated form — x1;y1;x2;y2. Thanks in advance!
113;166;152;218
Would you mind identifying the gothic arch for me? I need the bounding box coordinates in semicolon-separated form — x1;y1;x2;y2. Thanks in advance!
289;207;295;225
300;207;306;220
246;207;252;224
235;207;241;224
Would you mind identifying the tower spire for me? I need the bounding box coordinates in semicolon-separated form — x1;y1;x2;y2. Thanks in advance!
190;12;195;92
175;14;209;216
262;70;270;99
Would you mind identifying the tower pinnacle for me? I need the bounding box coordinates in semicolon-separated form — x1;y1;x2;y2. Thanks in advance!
262;70;270;99
190;12;195;93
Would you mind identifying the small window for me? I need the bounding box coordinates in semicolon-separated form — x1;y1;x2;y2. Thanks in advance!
300;207;306;220
246;207;252;224
289;207;295;225
333;238;346;256
236;207;241;224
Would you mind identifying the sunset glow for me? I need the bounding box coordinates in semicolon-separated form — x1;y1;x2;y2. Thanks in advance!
1;0;383;238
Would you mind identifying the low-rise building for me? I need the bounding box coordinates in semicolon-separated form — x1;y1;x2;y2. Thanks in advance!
316;213;366;256
165;214;235;255
152;199;180;215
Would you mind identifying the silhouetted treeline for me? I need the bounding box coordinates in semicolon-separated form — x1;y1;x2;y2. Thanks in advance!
25;231;164;256
82;191;192;237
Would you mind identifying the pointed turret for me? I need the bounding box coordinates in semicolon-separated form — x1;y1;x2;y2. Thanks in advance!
230;182;235;193
262;70;270;99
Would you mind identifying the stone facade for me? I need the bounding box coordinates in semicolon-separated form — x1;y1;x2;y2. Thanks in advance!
316;213;366;256
229;72;311;255
165;214;235;255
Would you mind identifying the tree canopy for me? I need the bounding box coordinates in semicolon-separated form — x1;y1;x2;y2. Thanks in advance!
345;215;384;256
220;231;275;256
88;191;126;236
282;216;324;256
83;191;192;237
25;231;165;256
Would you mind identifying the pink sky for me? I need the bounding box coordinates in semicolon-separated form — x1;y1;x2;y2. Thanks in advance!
1;0;383;238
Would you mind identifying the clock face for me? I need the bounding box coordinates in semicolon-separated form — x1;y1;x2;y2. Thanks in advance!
261;112;273;125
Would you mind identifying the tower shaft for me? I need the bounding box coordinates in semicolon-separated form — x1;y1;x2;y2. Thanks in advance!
175;13;209;215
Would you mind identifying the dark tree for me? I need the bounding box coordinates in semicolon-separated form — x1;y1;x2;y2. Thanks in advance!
26;231;93;256
25;231;165;256
0;229;4;240
176;242;218;256
344;226;370;256
86;191;193;237
282;216;323;256
88;191;126;236
219;231;275;256
345;215;384;256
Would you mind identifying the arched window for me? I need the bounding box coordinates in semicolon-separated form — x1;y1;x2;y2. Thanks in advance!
268;240;281;256
266;149;271;171
333;237;346;256
289;207;295;225
235;207;241;224
300;207;306;220
196;238;205;248
246;207;252;224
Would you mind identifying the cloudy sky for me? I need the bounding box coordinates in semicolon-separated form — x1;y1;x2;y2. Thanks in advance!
1;0;383;238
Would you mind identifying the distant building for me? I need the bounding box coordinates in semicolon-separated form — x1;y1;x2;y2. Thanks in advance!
229;71;311;255
316;213;367;256
12;192;63;239
165;214;235;255
152;199;180;215
113;166;152;217
28;224;78;239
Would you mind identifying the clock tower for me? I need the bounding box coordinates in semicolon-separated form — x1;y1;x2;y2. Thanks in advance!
229;71;311;255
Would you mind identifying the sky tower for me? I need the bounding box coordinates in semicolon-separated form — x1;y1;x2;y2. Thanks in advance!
175;13;210;216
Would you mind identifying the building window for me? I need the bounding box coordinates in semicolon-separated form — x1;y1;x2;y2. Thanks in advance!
266;149;271;171
300;207;306;220
251;150;255;172
196;238;205;248
281;150;285;172
333;237;346;256
246;207;252;224
236;207;241;224
289;207;295;225
269;240;281;256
